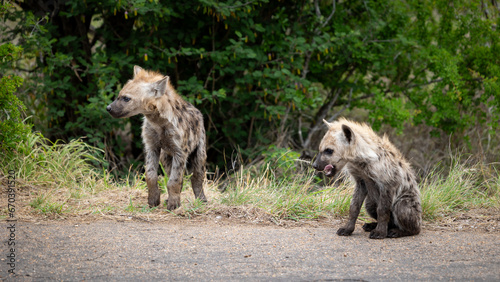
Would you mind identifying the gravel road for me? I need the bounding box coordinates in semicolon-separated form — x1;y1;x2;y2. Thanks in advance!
2;219;499;281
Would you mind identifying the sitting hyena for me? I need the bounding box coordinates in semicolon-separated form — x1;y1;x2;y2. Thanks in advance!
313;118;422;239
107;65;207;210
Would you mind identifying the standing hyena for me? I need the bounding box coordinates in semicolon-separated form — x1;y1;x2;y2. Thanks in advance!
107;65;207;210
313;118;422;239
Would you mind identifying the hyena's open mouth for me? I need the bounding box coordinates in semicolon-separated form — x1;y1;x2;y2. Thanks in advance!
324;164;336;177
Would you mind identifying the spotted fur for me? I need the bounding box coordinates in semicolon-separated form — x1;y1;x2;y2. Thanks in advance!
107;65;207;210
313;118;422;239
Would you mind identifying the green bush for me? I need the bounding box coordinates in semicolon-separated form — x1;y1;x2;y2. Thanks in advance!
2;0;499;171
0;43;30;152
262;145;301;180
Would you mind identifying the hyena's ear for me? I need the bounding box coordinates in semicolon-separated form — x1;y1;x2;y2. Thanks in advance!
133;65;144;78
323;119;334;129
152;76;170;97
341;124;354;144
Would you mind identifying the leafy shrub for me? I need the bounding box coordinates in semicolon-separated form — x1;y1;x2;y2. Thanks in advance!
2;0;499;172
0;43;30;152
262;145;301;180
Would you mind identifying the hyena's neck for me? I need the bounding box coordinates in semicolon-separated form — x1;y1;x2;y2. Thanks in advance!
144;111;166;126
144;95;185;128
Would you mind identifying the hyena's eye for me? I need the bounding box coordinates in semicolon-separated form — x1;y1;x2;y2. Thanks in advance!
324;148;334;155
122;96;131;102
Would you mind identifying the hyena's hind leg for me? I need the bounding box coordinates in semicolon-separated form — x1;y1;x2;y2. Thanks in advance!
159;150;173;178
388;196;422;238
188;145;207;202
165;157;185;211
362;196;378;232
363;196;404;236
160;151;184;210
160;151;173;204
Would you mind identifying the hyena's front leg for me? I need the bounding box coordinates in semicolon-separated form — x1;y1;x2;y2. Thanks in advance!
369;187;392;239
337;179;368;236
145;146;161;207
166;157;185;210
362;195;378;232
362;180;380;232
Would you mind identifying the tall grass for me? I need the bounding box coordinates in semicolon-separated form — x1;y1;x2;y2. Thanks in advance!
420;157;500;220
216;162;353;221
3;132;107;192
1;132;115;215
1;132;499;222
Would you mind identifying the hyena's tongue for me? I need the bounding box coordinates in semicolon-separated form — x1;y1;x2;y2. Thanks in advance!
324;164;334;176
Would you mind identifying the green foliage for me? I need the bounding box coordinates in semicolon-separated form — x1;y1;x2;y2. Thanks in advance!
385;0;500;134
0;42;30;151
2;0;499;170
262;145;301;180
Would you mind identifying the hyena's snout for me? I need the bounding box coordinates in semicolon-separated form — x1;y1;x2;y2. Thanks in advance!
106;103;117;117
312;156;336;177
312;159;321;170
106;102;123;118
312;154;327;171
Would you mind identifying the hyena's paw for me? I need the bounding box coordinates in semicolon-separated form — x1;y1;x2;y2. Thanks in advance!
362;222;377;232
196;193;208;202
387;228;403;238
336;227;354;236
148;197;161;208
387;228;415;238
165;197;181;211
148;187;161;207
369;229;387;239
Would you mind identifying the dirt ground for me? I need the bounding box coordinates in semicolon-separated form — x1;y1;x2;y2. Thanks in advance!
1;214;499;281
